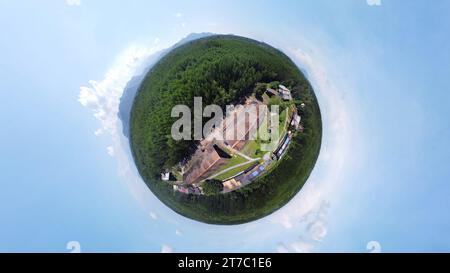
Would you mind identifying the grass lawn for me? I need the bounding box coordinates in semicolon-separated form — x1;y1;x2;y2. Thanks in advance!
241;140;265;159
215;161;257;181
212;154;247;175
279;108;287;139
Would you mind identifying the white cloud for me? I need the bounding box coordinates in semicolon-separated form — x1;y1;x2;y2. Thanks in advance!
161;244;173;253
106;146;114;157
308;220;328;242
66;0;81;6
149;211;158;220
175;229;182;236
181;22;186;28
366;0;382;6
290;240;315;253
79;45;160;137
278;213;294;229
277;240;314;253
175;12;182;18
78;43;166;213
153;37;160;44
268;43;355;252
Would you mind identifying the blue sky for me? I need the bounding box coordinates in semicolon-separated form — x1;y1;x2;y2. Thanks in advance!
0;0;449;252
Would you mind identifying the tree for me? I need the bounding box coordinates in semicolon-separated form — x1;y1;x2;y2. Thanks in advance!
202;179;224;196
254;82;267;101
269;81;280;89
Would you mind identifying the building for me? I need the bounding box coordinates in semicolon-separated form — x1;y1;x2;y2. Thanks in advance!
173;185;189;194
265;88;279;97
290;113;301;130
161;171;170;181
279;84;289;91
180;97;267;184
223;178;242;191
273;133;292;160
278;85;292;101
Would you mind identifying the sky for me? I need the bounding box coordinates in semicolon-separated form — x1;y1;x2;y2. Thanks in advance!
0;0;449;252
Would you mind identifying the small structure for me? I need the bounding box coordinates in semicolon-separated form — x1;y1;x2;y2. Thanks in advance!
273;133;292;160
173;185;189;194
173;184;202;195
247;164;266;181
161;171;170;181
192;187;202;195
298;125;304;133
278;85;292;101
279;84;289;91
265;88;279;97
223;178;242;191
291;113;301;130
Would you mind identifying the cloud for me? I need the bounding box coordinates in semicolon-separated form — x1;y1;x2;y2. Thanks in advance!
66;0;81;6
278;213;294;229
277;240;314;253
181;22;186;28
308;220;328;242
273;201;330;251
175;229;182;236
289;240;315;253
78;43;166;212
175;12;182;18
107;146;114;157
366;0;382;6
149;211;158;220
161;244;173;253
268;43;355;252
79;45;160;137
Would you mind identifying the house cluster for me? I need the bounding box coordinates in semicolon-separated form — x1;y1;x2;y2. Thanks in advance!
161;83;306;195
172;184;202;195
161;170;203;195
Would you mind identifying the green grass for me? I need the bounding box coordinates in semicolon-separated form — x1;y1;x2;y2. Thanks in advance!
278;108;288;140
214;161;257;181
241;140;265;159
212;154;247;176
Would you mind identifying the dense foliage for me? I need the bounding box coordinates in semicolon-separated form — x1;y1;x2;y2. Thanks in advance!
130;35;322;224
202;180;224;196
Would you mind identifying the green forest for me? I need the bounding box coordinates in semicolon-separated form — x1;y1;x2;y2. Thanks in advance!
130;35;322;224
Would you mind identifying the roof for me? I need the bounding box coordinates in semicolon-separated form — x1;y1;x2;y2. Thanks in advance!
291;114;301;126
266;88;278;96
279;84;290;91
280;93;292;101
223;179;242;190
161;172;170;181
